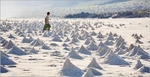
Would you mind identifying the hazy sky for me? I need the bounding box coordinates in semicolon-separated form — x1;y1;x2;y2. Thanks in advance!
1;0;90;19
1;0;55;19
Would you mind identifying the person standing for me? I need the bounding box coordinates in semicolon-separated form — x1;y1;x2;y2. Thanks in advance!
43;12;51;33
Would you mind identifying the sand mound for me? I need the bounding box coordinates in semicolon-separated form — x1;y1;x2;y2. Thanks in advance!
107;34;115;40
78;35;84;40
97;47;109;57
84;38;91;45
29;35;34;40
42;44;51;50
128;44;134;50
7;46;26;55
116;48;127;55
21;37;32;43
62;43;68;47
64;37;70;42
78;45;91;55
82;68;94;77
28;47;39;54
135;39;143;44
63;47;70;51
59;58;83;76
98;41;109;48
1;66;8;73
43;32;50;37
104;39;114;45
113;33;118;37
113;47;120;53
138;66;150;73
52;34;62;42
0;38;7;44
67;49;82;59
133;60;143;69
90;31;97;36
119;42;126;49
1;40;8;47
50;43;59;47
87;41;98;50
8;34;16;38
30;38;44;46
0;51;9;57
87;58;103;70
4;40;15;49
87;67;102;76
97;33;104;38
103;51;129;65
114;36;125;47
1;52;16;65
70;37;79;44
126;45;149;59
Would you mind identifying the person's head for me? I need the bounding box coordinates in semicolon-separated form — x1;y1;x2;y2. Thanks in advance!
47;12;50;15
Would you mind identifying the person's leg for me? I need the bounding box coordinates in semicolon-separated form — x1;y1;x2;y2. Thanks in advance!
48;24;51;31
43;24;46;33
49;24;51;31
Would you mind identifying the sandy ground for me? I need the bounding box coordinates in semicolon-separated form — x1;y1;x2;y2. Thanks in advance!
0;18;150;77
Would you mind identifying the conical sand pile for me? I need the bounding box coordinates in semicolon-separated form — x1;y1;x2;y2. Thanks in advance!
133;60;143;69
90;31;97;36
30;38;44;46
42;44;51;50
22;37;32;43
87;67;102;76
1;52;16;65
7;46;26;55
87;41;98;50
1;66;8;73
82;68;94;77
52;33;62;42
59;58;83;76
97;33;104;38
114;36;125;47
107;34;115;40
128;44;134;50
119;42;126;49
67;49;82;59
97;47;109;57
0;51;9;57
98;41;109;48
8;34;16;38
64;37;70;42
70;37;79;44
78;45;91;55
0;38;7;44
28;47;39;54
116;48;127;55
78;35;84;40
4;40;15;49
1;40;8;47
87;58;103;70
103;51;129;65
43;32;49;37
84;38;91;45
104;39;113;45
126;45;149;59
138;66;150;73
